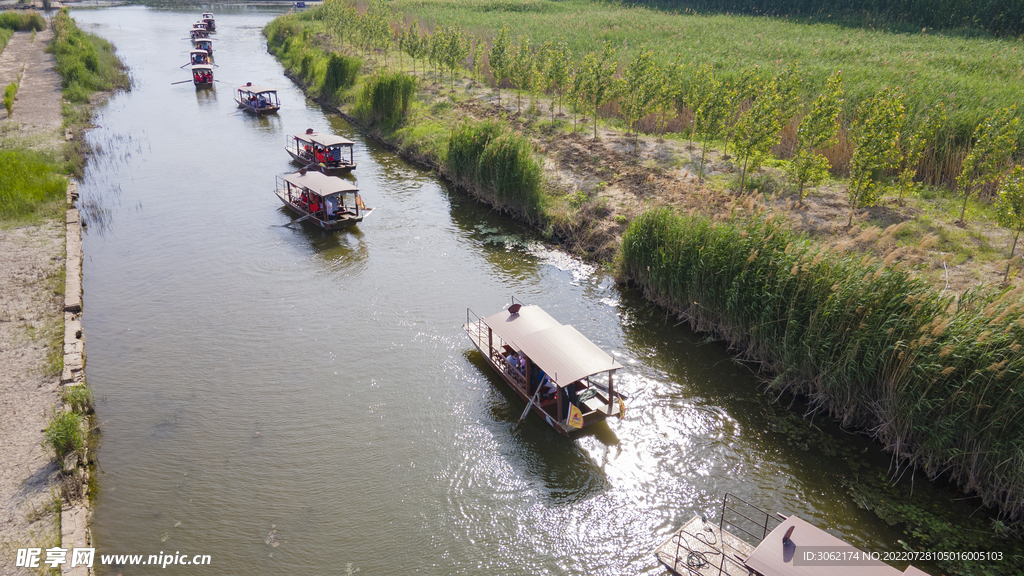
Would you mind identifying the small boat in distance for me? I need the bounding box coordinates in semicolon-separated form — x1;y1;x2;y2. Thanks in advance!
275;169;372;230
286;129;357;174
463;303;625;435
193;38;213;56
192;22;207;32
294;1;306;7
188;49;210;66
201;13;215;32
191;64;213;88
190;28;209;40
235;83;280;115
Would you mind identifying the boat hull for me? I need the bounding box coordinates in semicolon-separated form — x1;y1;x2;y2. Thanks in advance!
236;99;279;115
275;190;368;230
285;148;356;175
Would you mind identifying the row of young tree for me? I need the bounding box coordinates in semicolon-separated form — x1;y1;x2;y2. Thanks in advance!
311;0;1024;269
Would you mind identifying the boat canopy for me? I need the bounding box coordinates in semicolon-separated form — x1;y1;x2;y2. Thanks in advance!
202;13;214;18
238;85;277;95
295;132;354;147
282;171;359;197
191;64;213;72
189;49;208;56
481;305;622;387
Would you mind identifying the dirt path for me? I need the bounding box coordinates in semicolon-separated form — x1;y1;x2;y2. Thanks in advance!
0;24;69;573
0;28;63;142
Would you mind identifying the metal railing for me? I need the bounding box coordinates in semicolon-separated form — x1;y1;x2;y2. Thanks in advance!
719;493;782;548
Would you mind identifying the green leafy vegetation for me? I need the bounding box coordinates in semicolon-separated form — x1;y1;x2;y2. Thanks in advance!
0;10;46;32
60;384;94;415
446;120;543;218
0;149;68;222
42;410;84;462
621;210;1024;524
49;8;129;103
3;80;16;117
353;71;416;129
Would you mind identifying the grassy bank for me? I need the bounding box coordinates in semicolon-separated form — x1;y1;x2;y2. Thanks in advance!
620;210;1024;522
50;8;129;104
0;148;68;223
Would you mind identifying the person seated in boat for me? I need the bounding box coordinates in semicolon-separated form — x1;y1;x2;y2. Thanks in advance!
539;375;557;401
315;148;325;164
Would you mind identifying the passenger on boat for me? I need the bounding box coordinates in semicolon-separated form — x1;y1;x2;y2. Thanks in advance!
540;376;557;400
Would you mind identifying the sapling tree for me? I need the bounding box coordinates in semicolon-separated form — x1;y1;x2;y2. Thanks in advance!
722;66;762;158
543;41;570;121
581;42;618;140
894;103;944;204
996;166;1024;282
508;36;535;113
402;21;420;75
776;61;801;126
787;70;843;203
956;105;1019;224
733;79;782;193
617;49;660;155
847;87;905;225
323;0;357;47
488;25;512;106
690;65;732;181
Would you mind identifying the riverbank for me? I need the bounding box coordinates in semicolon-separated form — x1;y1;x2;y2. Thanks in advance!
264;8;1024;573
1;9;123;573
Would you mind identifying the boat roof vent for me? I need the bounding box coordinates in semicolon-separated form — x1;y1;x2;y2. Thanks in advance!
508;303;522;315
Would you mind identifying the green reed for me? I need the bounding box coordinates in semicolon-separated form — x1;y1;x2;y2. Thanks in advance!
621;209;1024;520
446;120;543;219
42;410;84;462
354;71;417;128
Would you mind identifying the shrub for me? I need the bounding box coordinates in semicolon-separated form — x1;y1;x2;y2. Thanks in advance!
3;81;16;117
60;384;94;414
0;10;46;32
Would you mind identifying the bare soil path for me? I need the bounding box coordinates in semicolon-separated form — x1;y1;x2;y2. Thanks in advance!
0;25;67;573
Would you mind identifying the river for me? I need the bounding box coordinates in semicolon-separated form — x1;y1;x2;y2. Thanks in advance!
72;4;952;574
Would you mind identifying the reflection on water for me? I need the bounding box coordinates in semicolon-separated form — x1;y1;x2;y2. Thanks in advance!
195;85;217;105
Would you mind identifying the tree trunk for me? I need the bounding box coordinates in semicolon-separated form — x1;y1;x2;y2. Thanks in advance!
740;153;750;193
959;186;971;222
1005;226;1022;282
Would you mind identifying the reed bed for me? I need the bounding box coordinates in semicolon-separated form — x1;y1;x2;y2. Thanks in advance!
0;149;67;222
49;9;128;103
621;209;1024;520
353;71;417;128
446;120;543;219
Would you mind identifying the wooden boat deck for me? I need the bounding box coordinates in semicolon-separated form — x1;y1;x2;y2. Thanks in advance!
655;515;755;576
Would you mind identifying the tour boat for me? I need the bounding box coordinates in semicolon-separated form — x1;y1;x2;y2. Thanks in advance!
201;13;215;32
275;170;372;230
463;302;625;435
190;64;213;88
286;129;357;174
193;38;213;56
188;49;210;66
235;83;280;115
190;28;209;40
192;22;207;32
656;493;930;576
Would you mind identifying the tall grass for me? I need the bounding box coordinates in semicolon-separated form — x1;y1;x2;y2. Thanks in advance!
353;71;417;128
0;10;46;32
447;120;543;218
0;28;12;53
49;8;128;103
3;81;15;117
0;149;67;222
621;209;1024;520
42;410;84;462
322;53;361;97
